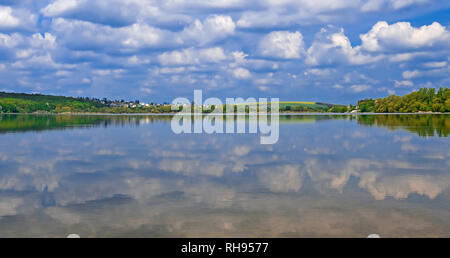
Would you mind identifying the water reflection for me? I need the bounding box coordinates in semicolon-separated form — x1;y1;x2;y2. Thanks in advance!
357;114;450;137
0;114;449;237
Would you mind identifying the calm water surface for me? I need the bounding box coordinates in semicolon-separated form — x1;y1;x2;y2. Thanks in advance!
0;114;449;237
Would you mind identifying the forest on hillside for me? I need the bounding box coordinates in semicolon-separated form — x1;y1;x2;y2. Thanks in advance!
0;92;174;114
357;87;450;113
0;92;105;113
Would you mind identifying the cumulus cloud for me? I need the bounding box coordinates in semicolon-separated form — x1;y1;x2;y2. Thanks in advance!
0;32;22;48
234;1;432;29
402;69;420;79
232;67;251;79
361;21;450;52
0;6;20;28
42;0;232;28
236;0;360;28
0;31;67;71
157;47;227;66
349;84;372;93
42;0;162;27
0;6;36;30
306;27;381;66
394;80;414;87
259;31;305;59
52;18;175;51
41;0;79;16
50;15;236;52
182;15;235;46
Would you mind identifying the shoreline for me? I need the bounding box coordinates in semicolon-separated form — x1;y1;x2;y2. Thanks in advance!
1;112;449;116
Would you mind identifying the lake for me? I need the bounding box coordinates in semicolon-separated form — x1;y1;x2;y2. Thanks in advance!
0;114;449;237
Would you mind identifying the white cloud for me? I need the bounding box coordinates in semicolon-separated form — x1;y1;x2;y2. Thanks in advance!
30;33;57;50
42;0;146;26
139;87;153;94
0;6;36;30
361;0;430;12
259;31;305;59
388;52;426;62
158;47;227;66
50;15;237;51
361;0;386;12
120;23;166;48
258;86;270;91
361;21;450;52
158;67;186;74
343;71;377;84
359;172;447;200
182;15;235;45
389;0;430;10
349;84;372;93
92;69;111;76
160;0;248;10
231;51;248;63
307;27;381;66
41;0;79;16
9;33;57;63
259;165;303;193
51;18;173;50
378;87;396;95
423;61;447;68
55;70;71;77
41;0;191;27
394;80;414;87
232;67;251;79
262;0;359;12
0;33;23;48
0;6;20;28
304;147;335;155
236;0;360;28
233;145;251;156
304;68;334;76
402;69;420;79
0;31;70;70
12;53;66;69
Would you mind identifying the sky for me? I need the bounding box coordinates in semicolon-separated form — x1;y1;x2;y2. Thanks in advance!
0;0;449;104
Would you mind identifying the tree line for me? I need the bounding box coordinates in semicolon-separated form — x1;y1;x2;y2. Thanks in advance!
1;87;449;114
356;87;449;113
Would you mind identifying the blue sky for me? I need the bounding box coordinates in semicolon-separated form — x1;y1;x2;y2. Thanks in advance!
0;0;449;104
